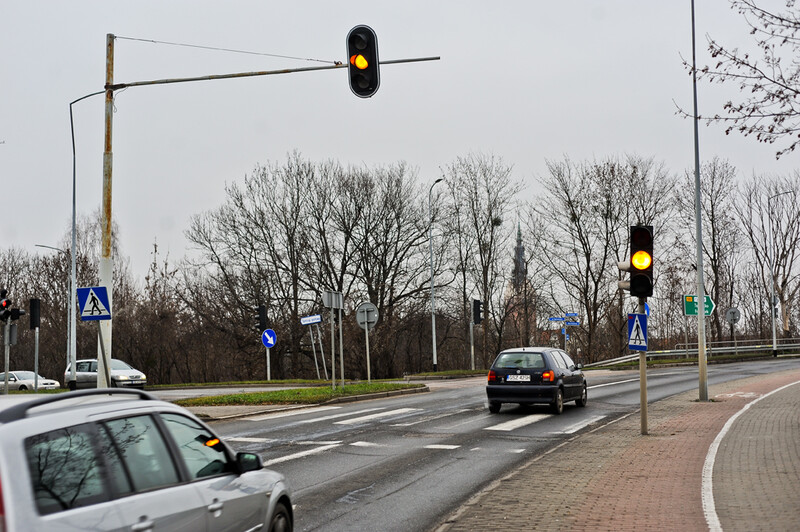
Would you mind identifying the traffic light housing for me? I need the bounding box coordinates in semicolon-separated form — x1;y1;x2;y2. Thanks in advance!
473;299;483;325
255;304;267;332
629;225;654;298
1;290;11;321
347;25;380;98
30;298;40;329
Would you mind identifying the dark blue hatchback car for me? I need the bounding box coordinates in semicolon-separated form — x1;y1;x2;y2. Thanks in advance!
486;347;587;414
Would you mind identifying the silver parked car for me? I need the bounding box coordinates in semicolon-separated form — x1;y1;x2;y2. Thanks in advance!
1;371;60;391
0;389;293;531
64;358;146;390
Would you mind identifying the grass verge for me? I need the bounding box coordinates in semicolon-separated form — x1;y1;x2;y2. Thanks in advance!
174;382;425;407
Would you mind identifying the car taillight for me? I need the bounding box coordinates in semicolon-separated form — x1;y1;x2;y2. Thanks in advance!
542;370;555;382
488;370;497;383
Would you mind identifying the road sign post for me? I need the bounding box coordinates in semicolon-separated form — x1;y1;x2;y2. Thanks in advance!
261;329;277;381
356;302;379;383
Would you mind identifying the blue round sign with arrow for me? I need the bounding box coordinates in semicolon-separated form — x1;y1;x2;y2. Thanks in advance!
262;329;277;348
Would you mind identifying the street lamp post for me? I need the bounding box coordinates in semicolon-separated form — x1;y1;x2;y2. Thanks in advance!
34;244;75;379
428;178;444;372
768;190;792;357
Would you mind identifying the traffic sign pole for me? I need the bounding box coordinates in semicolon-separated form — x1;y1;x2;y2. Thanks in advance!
638;297;648;435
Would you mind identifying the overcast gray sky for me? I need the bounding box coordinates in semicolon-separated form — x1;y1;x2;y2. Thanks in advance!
2;1;796;278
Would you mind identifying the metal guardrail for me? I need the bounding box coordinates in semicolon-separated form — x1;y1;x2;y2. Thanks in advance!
584;340;800;368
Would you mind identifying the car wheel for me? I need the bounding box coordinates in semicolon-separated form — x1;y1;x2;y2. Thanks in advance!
575;384;588;407
488;402;501;414
269;501;292;532
68;381;77;391
551;388;564;415
19;385;28;391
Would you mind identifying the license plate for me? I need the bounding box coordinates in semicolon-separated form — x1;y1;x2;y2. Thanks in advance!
506;374;530;382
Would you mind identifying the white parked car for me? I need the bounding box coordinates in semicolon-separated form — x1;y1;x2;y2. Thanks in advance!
1;371;60;391
64;358;147;390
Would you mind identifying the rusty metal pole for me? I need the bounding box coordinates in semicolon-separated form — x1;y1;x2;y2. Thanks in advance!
97;33;115;388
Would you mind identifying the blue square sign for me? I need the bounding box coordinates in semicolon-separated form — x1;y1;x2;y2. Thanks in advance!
628;313;647;351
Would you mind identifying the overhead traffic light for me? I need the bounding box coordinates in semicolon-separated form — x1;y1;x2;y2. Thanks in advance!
629;225;654;298
347;25;380;98
473;299;483;325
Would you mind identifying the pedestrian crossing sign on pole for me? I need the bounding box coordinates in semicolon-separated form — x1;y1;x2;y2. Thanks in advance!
628;313;647;351
77;286;111;321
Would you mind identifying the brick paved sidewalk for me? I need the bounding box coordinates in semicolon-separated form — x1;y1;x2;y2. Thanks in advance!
434;369;800;532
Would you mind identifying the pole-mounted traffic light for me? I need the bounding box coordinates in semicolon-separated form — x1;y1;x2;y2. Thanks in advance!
473;299;483;325
255;304;267;332
629;225;654;298
30;298;40;329
347;25;380;98
1;290;11;321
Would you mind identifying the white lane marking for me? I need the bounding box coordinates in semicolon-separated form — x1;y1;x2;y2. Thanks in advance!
263;443;340;466
297;440;342;445
350;441;386;447
509;449;525;454
443;413;494;430
425;444;460;450
296;407;385;424
703;379;800;532
485;414;549;431
334;408;421;425
227;437;274;443
589;378;639;389
247;405;341;421
559;415;606;434
391;409;468;426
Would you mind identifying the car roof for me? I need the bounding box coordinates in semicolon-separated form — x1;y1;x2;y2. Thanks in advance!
498;347;555;353
0;389;163;425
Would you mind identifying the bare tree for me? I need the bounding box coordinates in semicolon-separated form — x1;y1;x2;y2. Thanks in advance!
675;158;743;341
695;0;800;157
443;153;521;367
736;172;800;340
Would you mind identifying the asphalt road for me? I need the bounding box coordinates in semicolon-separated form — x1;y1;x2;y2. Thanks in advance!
206;359;800;532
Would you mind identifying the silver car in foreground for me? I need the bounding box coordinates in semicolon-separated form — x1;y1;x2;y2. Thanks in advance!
64;358;147;390
0;389;293;531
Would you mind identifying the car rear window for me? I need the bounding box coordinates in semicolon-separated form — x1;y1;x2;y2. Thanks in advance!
493;352;545;369
25;424;110;515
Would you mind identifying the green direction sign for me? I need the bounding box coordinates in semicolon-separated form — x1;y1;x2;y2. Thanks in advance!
683;295;715;316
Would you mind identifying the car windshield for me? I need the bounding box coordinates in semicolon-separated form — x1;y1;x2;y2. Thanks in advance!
110;360;133;370
493;352;545;369
13;371;37;380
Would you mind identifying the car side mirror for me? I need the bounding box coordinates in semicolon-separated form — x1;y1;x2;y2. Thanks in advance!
236;452;263;474
575;363;584;370
9;376;16;382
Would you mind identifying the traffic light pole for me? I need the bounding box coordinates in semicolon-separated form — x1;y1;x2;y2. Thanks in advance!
91;32;438;368
3;321;9;395
638;297;648;435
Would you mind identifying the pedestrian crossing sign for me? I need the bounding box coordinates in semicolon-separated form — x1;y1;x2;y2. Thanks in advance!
627;313;647;351
77;286;111;321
